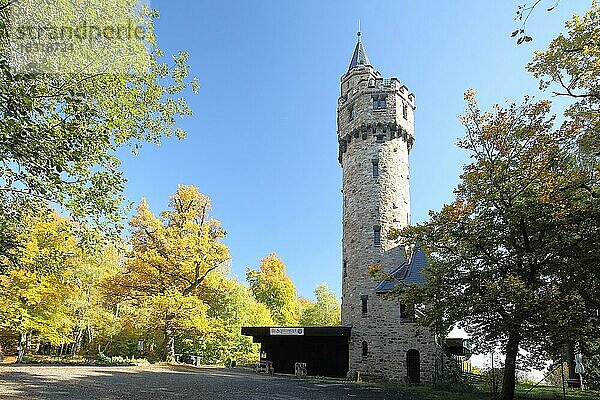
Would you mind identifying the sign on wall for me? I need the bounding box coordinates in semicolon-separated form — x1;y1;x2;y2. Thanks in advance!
270;327;304;336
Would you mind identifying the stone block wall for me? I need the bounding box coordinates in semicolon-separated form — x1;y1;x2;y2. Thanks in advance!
338;64;439;382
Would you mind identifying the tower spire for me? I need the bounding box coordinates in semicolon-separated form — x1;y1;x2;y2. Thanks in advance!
348;23;370;72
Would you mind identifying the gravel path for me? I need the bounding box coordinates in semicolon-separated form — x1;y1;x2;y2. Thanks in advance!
0;364;419;399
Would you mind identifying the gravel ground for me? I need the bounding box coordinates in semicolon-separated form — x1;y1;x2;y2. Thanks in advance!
0;364;420;400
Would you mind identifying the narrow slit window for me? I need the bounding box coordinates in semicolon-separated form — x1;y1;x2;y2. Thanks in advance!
373;225;381;246
362;341;368;357
372;160;379;178
361;295;368;314
343;260;347;278
348;106;355;121
403;102;408;119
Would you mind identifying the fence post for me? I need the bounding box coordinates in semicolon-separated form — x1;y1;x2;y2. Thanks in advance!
560;354;567;400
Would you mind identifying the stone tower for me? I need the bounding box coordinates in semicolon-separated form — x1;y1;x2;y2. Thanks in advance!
338;31;437;382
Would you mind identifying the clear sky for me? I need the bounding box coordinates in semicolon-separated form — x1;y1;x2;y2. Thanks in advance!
119;0;591;299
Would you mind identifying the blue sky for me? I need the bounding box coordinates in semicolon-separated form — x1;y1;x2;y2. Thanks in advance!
119;1;591;299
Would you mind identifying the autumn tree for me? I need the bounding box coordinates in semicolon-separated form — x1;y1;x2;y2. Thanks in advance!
299;284;341;326
113;185;230;362
0;210;120;357
391;91;597;400
246;253;299;326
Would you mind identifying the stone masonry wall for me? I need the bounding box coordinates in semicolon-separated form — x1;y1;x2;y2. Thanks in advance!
338;64;439;381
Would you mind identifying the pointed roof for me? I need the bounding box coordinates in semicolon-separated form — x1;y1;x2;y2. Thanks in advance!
348;30;371;72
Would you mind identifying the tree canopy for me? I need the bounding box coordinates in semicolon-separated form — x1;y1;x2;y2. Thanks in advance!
392;90;597;400
247;253;300;326
0;0;198;239
111;185;230;362
299;284;341;326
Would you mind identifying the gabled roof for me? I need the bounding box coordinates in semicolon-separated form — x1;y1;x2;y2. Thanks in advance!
374;247;428;293
348;33;371;72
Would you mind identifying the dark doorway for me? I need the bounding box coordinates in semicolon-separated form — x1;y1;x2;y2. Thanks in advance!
406;349;420;383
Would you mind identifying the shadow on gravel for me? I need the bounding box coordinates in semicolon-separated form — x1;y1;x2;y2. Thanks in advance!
0;365;421;400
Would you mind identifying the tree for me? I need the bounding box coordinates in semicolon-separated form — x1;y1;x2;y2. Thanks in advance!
112;185;230;362
527;3;600;383
391;91;597;400
511;0;563;45
0;0;198;238
247;253;299;326
528;1;600;175
0;211;89;353
299;284;341;326
188;274;273;364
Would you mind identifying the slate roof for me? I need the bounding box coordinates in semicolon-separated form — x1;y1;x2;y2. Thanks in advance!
348;34;371;71
374;247;428;293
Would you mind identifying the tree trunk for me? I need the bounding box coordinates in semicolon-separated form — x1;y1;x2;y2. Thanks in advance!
164;320;175;363
500;329;521;400
72;326;84;356
17;333;26;363
566;342;576;379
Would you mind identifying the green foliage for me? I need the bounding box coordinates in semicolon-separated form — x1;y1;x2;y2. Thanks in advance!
0;0;198;235
247;253;299;326
527;1;600;178
299;284;341;326
581;339;600;390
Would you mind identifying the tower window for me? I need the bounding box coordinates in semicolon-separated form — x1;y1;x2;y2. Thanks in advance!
400;303;415;321
372;160;379;178
372;94;386;110
403;102;408;119
348;106;355;121
376;135;384;143
361;295;368;314
343;259;347;278
362;341;368;357
373;225;381;246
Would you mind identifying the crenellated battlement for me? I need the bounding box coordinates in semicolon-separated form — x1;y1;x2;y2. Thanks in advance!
337;66;416;164
337;121;414;163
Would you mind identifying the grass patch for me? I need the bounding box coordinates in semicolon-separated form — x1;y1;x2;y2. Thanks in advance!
514;383;599;399
12;354;150;367
357;380;599;400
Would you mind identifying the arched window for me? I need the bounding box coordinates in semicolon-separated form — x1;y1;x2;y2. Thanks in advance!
362;341;368;357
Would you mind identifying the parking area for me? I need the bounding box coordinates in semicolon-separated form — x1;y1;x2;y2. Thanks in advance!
0;364;419;399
